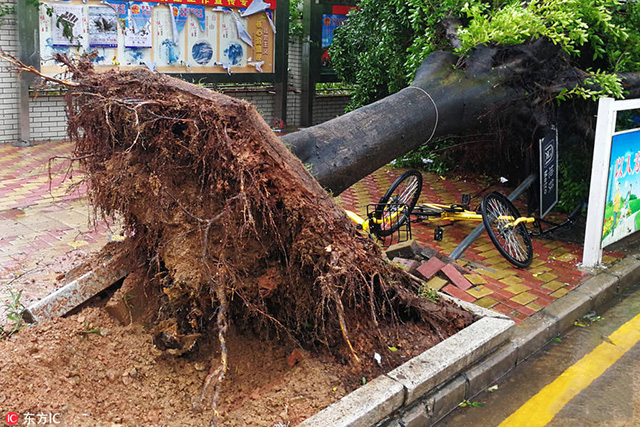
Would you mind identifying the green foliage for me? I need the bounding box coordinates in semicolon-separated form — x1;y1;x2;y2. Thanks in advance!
390;138;458;175
0;3;15;23
331;0;640;109
459;399;484;408
418;283;440;302
615;109;640;132
289;0;304;42
315;81;354;96
0;289;26;339
557;146;590;212
330;0;417;109
557;70;623;102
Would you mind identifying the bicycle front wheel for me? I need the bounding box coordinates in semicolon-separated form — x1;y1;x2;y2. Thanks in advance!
481;192;533;268
374;169;423;237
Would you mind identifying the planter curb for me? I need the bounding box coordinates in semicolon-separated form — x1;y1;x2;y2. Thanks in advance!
301;255;640;427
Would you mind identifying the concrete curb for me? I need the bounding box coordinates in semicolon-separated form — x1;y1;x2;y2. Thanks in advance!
22;254;129;324
299;300;515;427
386;255;640;426
301;255;640;427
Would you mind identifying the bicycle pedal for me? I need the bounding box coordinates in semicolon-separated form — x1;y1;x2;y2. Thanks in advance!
461;193;471;209
434;226;444;242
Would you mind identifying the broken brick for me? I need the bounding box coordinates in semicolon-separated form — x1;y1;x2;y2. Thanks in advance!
441;264;473;290
416;257;446;280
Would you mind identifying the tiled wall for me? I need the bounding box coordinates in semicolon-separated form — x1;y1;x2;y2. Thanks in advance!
0;1;19;143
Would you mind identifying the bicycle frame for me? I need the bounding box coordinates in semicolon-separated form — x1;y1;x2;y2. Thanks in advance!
414;202;537;232
345;209;371;233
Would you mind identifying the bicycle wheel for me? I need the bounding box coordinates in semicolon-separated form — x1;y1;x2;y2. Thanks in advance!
374;169;423;237
481;192;533;268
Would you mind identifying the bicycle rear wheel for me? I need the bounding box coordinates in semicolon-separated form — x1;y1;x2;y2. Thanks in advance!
481;192;533;268
374;169;423;237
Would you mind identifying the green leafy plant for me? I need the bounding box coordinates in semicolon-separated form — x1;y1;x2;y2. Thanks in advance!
77;322;103;339
557;145;591;212
289;0;304;42
556;70;623;102
418;283;440;302
390;138;459;175
459;399;484;408
25;0;81;46
0;3;15;24
316;82;354;96
0;289;26;339
331;0;640;109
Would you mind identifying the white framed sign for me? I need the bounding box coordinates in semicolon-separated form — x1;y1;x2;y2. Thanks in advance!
583;97;640;267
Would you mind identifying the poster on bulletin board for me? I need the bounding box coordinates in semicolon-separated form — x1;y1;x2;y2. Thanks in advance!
38;0;276;75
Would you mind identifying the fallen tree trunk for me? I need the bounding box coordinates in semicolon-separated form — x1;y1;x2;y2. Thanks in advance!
283;39;640;195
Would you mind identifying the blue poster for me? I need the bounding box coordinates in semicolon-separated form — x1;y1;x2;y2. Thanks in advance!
321;14;347;48
321;14;347;68
104;0;130;22
131;2;156;33
603;128;640;246
172;4;206;35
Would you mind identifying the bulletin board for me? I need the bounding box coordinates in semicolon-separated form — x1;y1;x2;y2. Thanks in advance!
38;0;277;75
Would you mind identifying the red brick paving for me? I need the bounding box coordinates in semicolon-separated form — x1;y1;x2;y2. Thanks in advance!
0;141;626;325
416;256;446;280
0;141;115;307
335;167;624;323
441;264;473;290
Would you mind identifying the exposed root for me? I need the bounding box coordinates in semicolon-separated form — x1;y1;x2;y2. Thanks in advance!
0;51;79;87
10;56;479;422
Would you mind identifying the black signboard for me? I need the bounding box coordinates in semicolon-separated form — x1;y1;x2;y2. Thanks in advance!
539;125;559;218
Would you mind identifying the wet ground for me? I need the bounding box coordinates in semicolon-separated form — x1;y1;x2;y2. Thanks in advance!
439;280;640;426
0;142;119;319
336;168;623;324
0;140;624;328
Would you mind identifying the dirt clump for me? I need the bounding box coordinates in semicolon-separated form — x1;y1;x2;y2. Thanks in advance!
2;56;477;424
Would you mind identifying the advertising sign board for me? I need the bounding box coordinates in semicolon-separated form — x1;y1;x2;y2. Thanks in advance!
584;97;640;267
601;129;640;247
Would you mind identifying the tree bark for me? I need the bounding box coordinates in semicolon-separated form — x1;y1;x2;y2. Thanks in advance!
283;40;640;195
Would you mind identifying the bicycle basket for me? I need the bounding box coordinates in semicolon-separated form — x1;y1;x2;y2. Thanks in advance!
366;202;412;247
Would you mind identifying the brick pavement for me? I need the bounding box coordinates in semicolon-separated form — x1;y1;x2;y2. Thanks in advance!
0;141;623;326
0;141;117;307
336;167;623;324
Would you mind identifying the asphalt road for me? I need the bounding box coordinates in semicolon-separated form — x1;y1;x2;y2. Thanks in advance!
438;281;640;426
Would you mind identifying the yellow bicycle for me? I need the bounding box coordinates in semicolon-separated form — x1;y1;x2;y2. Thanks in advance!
346;170;537;268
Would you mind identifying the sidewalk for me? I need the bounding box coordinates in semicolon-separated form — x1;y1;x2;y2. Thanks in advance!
336;168;623;324
0;141;117;307
0;141;623;325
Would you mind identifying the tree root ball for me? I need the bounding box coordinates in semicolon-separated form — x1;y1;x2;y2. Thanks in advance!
62;58;475;414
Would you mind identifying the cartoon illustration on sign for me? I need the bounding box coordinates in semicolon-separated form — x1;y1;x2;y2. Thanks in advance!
603;129;640;247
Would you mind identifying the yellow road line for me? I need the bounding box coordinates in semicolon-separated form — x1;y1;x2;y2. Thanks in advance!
500;312;640;427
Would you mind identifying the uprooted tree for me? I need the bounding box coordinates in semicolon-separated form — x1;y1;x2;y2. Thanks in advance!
283;0;640;207
3;55;474;422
